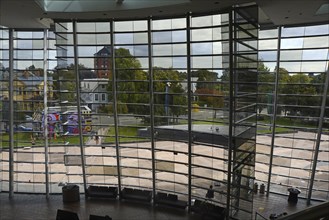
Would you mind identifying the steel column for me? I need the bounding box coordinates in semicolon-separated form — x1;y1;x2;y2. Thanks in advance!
226;10;234;220
111;20;122;196
43;29;50;198
72;21;87;192
186;13;193;212
307;65;329;204
266;26;281;196
8;28;14;198
147;17;157;201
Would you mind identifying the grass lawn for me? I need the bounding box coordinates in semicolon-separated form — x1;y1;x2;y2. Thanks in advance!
104;126;148;143
179;119;226;125
257;116;321;134
257;125;294;134
1;132;88;148
2;117;322;148
259;117;318;129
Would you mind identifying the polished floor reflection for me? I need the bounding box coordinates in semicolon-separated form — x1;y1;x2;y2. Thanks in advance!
0;192;321;220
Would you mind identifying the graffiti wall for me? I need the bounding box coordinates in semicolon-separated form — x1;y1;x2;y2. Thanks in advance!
42;111;92;137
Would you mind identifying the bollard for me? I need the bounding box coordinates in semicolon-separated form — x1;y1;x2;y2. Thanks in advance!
253;182;258;193
260;183;265;194
62;184;80;202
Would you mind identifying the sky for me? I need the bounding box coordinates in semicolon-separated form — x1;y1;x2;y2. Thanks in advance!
0;18;328;75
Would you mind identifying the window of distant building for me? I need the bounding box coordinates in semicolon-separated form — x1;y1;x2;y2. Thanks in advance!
101;93;106;101
95;94;99;101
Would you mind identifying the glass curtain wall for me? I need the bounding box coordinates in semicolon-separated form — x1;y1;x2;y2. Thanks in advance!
190;12;229;205
1;9;329;215
114;20;153;190
229;7;258;218
151;17;189;199
54;22;86;192
1;6;262;218
2;8;329;216
75;21;119;187
256;24;329;201
0;27;9;192
0;29;56;193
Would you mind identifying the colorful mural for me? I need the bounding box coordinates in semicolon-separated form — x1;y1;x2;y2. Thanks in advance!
42;111;92;137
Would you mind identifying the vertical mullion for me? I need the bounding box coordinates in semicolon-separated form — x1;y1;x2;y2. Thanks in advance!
226;9;234;219
8;28;14;198
73;20;87;192
111;19;122;196
307;65;329;204
266;26;281;196
266;27;282;196
186;12;192;212
43;29;50;198
148;17;156;200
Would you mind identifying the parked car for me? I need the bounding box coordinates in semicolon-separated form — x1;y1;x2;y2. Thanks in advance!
5;124;33;132
17;125;33;131
25;115;33;121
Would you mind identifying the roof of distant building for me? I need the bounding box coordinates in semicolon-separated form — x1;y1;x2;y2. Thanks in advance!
16;71;53;91
81;78;109;92
94;46;112;56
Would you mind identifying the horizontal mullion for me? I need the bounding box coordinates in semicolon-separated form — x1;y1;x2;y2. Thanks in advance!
155;169;188;177
154;148;188;155
151;41;188;45
76;31;112;34
236;39;257;51
189;24;229;30
155;158;188;166
280;59;329;62
235;24;258;39
191;174;225;182
191;152;228;161
120;175;152;181
114;43;149;47
236;103;257;112
191;163;227;173
75;44;112;47
113;30;149;34
190;54;228;57
190;39;229;44
280;34;329;40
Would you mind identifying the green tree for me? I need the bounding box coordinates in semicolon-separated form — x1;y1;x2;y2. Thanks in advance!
258;62;274;114
169;80;187;123
281;73;318;117
195;88;224;108
106;49;188;124
152;67;187;124
107;48;149;114
52;68;76;102
193;69;218;90
311;72;329;119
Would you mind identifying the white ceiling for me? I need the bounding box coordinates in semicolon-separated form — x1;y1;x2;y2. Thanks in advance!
0;0;328;29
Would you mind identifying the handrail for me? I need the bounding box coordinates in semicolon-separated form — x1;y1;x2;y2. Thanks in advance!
277;201;329;220
255;211;268;220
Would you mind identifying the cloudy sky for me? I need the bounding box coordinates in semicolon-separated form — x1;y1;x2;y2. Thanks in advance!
1;17;328;75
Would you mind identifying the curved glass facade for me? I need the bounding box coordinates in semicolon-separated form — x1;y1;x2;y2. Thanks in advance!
0;5;328;219
257;24;329;201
